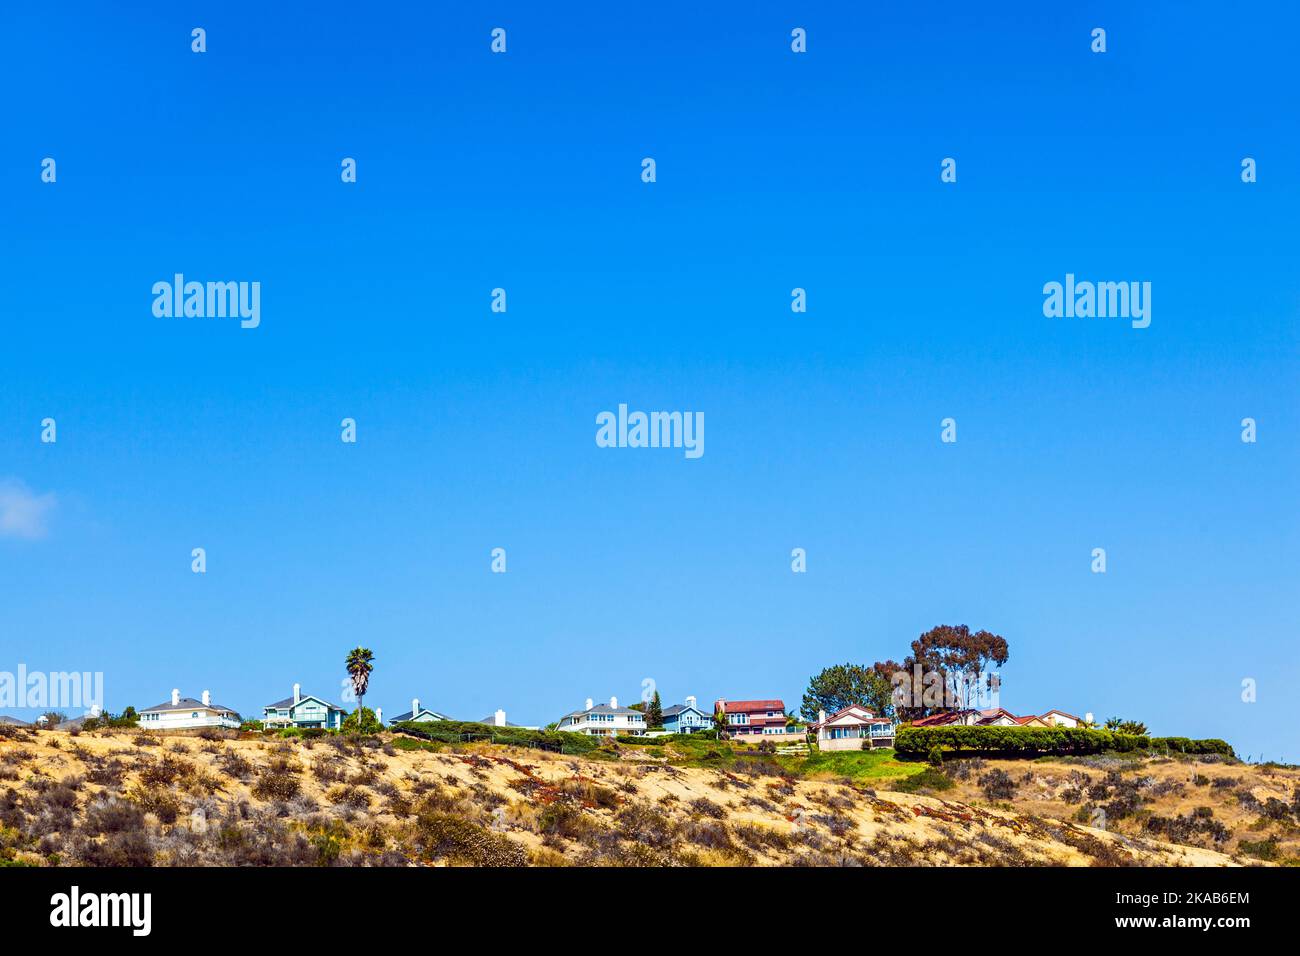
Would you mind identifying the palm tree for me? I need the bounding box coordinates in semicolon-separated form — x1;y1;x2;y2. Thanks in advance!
345;647;375;734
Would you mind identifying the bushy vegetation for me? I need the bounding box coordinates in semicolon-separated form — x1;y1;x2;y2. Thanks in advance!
896;726;1233;758
391;720;601;755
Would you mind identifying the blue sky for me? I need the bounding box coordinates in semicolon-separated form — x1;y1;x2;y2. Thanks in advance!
1;3;1296;760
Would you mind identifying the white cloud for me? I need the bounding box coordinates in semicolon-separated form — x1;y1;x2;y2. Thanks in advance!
0;480;57;540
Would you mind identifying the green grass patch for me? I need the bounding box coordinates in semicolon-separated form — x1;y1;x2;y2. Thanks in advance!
778;748;925;784
891;768;956;793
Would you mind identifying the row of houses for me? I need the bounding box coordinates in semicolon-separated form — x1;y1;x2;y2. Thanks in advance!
8;683;1084;753
909;707;1084;729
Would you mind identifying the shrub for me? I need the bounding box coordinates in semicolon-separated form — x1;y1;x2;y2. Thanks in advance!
416;811;527;866
83;798;146;835
129;785;180;824
537;802;600;841
978;769;1017;801
327;785;372;811
689;797;725;819
252;762;301;802
1238;837;1280;862
81;830;155;867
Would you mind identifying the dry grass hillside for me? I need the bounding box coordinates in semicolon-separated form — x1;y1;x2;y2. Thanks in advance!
0;725;1286;867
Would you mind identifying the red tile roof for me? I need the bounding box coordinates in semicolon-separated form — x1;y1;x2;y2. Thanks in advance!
717;699;784;713
910;710;976;727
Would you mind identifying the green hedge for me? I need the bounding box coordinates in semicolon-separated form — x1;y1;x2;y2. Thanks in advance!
895;725;1232;758
391;720;601;755
1149;737;1233;756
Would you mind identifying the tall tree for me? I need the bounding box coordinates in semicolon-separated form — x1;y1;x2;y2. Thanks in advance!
344;647;375;735
899;625;1009;716
800;663;895;720
645;690;664;729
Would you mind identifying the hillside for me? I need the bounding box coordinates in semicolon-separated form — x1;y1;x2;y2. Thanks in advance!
0;725;1288;867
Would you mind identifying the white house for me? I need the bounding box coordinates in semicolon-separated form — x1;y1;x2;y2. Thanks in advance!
556;696;646;736
811;705;896;751
1041;709;1083;728
138;689;240;730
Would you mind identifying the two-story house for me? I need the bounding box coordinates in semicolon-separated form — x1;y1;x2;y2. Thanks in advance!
660;695;711;734
556;696;646;736
714;698;790;737
139;689;241;730
262;684;347;730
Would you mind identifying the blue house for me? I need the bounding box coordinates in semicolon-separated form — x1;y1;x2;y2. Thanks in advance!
262;684;347;731
660;695;711;734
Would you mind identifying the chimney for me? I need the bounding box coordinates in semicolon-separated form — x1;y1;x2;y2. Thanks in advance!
375;707;383;726
609;695;618;709
412;698;420;717
685;695;696;709
171;688;180;706
584;697;593;711
494;709;507;726
818;709;826;725
202;690;211;707
293;682;301;705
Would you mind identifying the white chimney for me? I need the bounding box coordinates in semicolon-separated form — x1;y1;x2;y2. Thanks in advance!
375;707;383;726
609;695;618;709
412;698;419;717
171;688;180;706
494;708;506;727
202;690;211;707
293;682;301;705
685;695;696;709
584;697;594;711
818;709;827;725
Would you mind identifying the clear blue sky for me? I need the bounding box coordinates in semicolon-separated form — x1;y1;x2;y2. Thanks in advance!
2;2;1296;760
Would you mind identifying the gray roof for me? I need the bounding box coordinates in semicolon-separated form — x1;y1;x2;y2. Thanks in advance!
140;696;237;715
264;693;345;710
477;715;524;727
390;708;453;723
662;703;707;718
561;702;643;719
